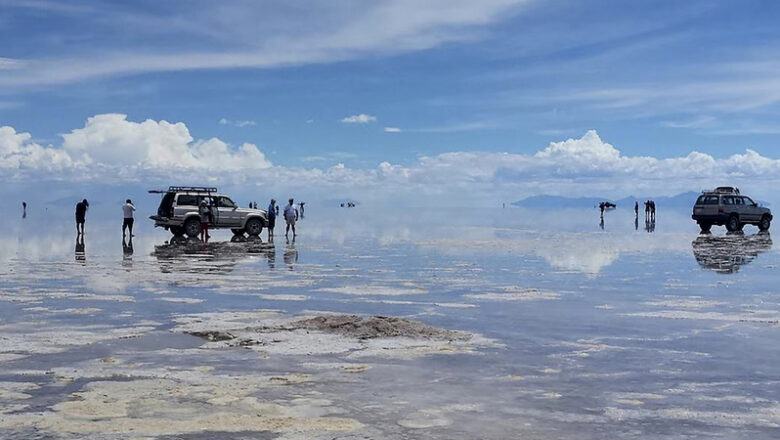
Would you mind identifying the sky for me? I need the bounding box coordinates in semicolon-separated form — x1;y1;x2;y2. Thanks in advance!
2;0;780;206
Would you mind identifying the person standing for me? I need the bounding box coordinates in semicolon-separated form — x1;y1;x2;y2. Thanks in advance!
22;201;27;218
75;199;89;235
634;201;639;219
267;198;277;240
122;199;136;237
284;198;299;238
199;199;211;242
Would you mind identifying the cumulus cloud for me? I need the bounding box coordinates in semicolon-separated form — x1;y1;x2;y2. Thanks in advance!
3;117;780;204
341;114;377;124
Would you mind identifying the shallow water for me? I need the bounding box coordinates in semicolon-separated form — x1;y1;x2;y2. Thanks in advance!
1;205;779;439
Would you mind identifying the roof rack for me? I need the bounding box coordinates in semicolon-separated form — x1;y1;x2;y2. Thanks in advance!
167;186;218;192
712;186;739;194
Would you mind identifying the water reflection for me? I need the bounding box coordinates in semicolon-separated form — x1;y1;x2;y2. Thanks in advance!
284;237;298;270
153;235;275;274
691;232;773;274
122;236;134;266
75;234;85;264
645;219;655;233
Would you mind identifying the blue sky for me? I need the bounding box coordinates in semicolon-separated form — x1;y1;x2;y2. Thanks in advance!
2;0;780;204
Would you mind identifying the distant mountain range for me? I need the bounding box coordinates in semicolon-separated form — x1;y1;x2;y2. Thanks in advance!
512;191;701;209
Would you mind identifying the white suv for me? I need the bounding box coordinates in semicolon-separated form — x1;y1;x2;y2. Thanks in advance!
692;187;772;233
149;186;268;237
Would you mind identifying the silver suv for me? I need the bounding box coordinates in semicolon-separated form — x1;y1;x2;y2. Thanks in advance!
692;187;772;233
149;186;268;237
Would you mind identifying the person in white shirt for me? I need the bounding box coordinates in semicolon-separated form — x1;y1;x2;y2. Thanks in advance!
284;198;298;238
122;199;136;237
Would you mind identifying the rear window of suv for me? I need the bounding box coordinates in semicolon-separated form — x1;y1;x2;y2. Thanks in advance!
177;194;200;206
696;195;719;205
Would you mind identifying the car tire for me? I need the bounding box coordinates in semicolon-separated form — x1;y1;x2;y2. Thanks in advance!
698;222;711;233
231;228;245;236
759;215;771;231
726;214;740;232
170;225;185;236
184;218;201;238
245;218;263;236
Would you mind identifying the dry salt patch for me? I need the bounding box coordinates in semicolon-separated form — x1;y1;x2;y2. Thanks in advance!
172;311;500;359
257;294;310;301
644;296;726;309
0;322;157;355
624;310;780;325
317;284;428;296
464;286;559;301
0;375;362;437
154;297;204;304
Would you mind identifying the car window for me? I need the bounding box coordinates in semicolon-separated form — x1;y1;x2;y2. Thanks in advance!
722;196;734;205
734;197;744;205
703;195;719;205
177;194;199;206
216;196;236;208
742;197;754;206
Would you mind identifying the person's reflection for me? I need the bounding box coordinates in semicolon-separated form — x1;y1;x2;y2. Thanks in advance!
122;236;134;266
645;219;655;233
599;215;605;230
634;216;639;231
75;234;86;264
284;237;298;270
266;242;276;269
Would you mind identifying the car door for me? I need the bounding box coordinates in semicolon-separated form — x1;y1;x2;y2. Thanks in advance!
215;196;241;227
741;196;759;222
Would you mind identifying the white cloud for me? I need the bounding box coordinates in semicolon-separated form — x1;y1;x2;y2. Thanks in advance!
219;118;256;127
4;117;780;204
384;127;402;133
0;0;529;87
341;114;377;124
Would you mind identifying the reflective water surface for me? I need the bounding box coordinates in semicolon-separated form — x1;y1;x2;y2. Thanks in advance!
1;206;779;439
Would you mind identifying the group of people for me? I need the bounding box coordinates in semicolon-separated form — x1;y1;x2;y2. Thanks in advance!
340;202;356;208
631;200;657;221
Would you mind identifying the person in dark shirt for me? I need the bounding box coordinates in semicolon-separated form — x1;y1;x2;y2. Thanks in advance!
75;199;89;235
267;198;277;241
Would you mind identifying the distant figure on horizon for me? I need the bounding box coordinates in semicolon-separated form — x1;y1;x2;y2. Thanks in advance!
299;201;305;218
267;198;277;241
340;203;344;208
634;201;638;218
644;200;650;221
75;199;89;235
599;202;605;217
650;200;656;221
199;199;211;242
122;199;136;237
22;201;27;219
284;198;298;238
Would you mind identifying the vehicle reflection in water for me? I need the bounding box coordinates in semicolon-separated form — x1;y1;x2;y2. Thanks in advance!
152;235;276;273
691;232;773;274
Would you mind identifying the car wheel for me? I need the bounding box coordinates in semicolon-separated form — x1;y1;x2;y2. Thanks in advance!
726;214;740;232
759;215;771;231
170;225;185;236
231;228;245;236
698;222;711;233
245;218;263;236
184;218;201;238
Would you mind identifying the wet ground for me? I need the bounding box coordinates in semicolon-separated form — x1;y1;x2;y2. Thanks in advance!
1;205;779;439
